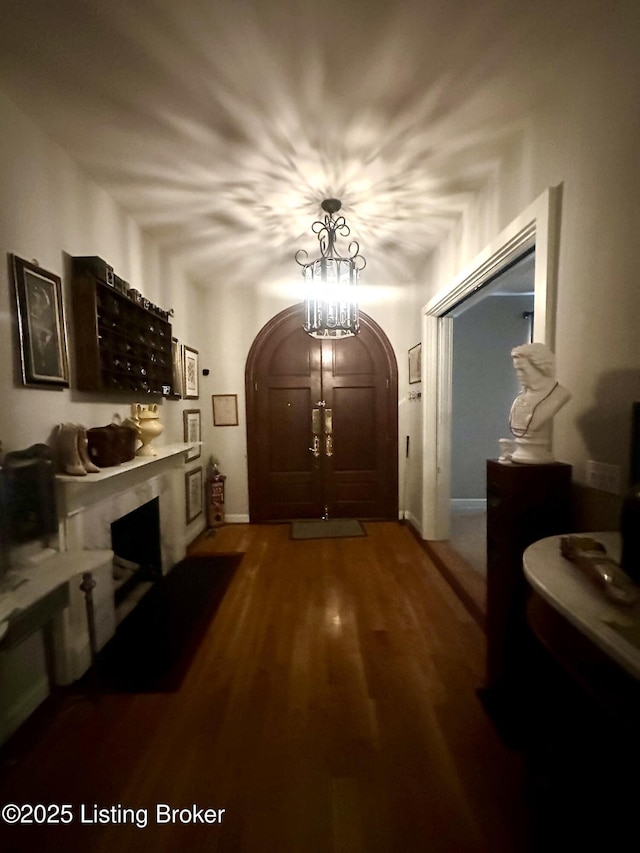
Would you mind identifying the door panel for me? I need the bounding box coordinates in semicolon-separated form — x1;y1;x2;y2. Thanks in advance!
269;331;316;376
269;388;314;472
246;305;398;521
249;315;323;520
324;346;391;518
331;333;375;376
332;387;376;469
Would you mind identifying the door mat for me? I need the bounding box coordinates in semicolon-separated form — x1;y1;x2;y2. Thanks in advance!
291;519;366;540
80;554;242;693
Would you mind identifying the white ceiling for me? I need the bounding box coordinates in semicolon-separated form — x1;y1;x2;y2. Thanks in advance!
0;0;601;290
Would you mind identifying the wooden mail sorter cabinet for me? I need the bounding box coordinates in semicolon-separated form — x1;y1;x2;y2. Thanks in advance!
485;459;572;695
70;258;173;395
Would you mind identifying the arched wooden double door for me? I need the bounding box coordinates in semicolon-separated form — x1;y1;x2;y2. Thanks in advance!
246;305;398;521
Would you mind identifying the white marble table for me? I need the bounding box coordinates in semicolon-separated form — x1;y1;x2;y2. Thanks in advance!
523;532;640;680
0;549;113;650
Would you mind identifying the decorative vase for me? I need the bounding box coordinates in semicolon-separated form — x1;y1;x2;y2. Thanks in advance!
132;403;163;457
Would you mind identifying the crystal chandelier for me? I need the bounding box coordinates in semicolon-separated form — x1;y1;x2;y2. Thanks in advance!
295;198;365;338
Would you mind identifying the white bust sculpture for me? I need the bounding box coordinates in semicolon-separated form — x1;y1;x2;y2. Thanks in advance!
508;343;570;464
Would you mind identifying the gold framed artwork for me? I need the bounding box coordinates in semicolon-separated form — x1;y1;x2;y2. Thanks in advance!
11;255;69;387
212;394;238;427
183;409;201;462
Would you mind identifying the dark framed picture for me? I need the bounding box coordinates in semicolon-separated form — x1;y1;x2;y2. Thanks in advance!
11;255;69;387
212;394;238;427
408;343;422;385
183;409;201;462
185;466;203;524
183;345;199;399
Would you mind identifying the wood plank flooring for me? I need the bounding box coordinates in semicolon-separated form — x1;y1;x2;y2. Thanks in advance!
0;523;531;852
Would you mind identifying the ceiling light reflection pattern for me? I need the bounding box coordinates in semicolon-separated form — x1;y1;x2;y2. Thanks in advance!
0;0;568;289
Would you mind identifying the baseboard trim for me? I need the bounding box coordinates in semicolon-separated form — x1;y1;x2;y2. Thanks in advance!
450;499;487;512
402;510;422;533
405;519;486;630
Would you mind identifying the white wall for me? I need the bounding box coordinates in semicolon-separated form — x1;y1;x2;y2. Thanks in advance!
0;89;209;542
406;11;640;530
399;277;424;527
0;89;215;742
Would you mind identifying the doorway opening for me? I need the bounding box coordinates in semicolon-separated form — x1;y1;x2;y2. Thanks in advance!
422;186;561;542
448;249;535;575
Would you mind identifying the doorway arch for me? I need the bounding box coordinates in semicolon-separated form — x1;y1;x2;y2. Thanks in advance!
246;304;398;521
421;187;561;540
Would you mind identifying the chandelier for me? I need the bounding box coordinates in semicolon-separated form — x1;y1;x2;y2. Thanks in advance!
295;198;366;338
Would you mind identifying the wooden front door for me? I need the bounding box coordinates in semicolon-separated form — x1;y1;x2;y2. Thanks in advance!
246;305;398;521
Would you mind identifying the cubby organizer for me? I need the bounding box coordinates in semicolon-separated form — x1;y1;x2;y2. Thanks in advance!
70;257;173;395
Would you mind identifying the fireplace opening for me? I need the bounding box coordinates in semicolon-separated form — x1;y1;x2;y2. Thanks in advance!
110;497;162;621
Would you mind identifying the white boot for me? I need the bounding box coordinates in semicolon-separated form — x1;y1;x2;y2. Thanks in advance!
58;423;87;476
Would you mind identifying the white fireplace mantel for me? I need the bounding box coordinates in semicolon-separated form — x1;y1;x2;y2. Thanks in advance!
49;440;198;683
0;441;199;744
56;442;196;517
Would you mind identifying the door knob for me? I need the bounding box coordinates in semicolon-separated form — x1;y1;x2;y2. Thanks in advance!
310;408;321;457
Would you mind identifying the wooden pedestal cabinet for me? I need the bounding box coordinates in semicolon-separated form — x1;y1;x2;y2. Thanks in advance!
485;459;572;694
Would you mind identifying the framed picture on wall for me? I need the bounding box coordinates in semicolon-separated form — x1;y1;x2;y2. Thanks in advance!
11;255;70;387
183;345;199;399
212;394;238;426
183;409;201;461
408;343;422;385
185;466;203;524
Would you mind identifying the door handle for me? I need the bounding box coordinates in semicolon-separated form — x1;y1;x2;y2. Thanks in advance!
324;409;333;457
310;407;321;457
310;407;332;456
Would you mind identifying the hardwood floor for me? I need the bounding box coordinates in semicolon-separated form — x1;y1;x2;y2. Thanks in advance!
0;523;531;852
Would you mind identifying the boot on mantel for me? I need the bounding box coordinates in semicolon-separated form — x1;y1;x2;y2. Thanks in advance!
57;422;86;476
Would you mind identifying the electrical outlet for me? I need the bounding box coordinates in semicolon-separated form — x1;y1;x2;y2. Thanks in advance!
585;460;622;495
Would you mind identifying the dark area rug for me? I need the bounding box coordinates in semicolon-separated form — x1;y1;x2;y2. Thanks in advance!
291;519;366;540
82;554;242;693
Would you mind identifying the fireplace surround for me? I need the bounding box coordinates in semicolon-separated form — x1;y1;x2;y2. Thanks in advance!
54;443;193;682
0;443;194;745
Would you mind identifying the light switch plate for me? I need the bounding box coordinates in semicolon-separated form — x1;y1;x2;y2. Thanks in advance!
585;460;622;495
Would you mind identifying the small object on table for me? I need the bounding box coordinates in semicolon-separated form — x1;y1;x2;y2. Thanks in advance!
560;535;638;605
